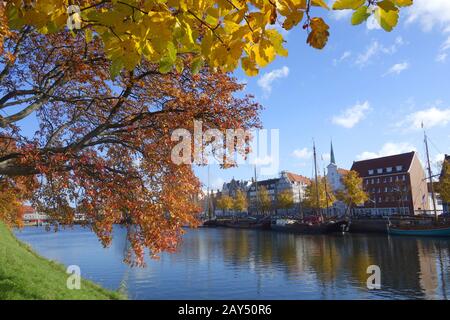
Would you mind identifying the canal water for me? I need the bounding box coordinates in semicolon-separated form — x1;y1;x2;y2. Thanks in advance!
14;226;450;300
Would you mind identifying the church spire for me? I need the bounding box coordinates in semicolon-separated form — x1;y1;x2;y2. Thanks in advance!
330;141;336;165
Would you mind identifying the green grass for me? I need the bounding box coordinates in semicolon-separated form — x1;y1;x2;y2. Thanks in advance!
0;222;126;300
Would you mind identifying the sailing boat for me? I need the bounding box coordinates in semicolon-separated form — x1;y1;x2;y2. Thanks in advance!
202;165;218;227
387;125;450;236
271;141;347;234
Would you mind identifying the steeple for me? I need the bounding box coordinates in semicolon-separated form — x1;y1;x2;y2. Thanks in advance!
330;141;336;165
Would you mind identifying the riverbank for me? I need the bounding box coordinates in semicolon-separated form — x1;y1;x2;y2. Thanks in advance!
0;222;125;300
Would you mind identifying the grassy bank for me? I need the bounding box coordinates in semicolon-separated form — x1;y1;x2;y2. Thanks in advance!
0;222;125;300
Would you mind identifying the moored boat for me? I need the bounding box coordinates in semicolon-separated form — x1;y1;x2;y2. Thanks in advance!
271;218;348;234
387;222;450;237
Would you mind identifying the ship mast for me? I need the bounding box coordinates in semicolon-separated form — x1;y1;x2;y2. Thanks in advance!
206;165;211;219
254;164;259;216
313;141;322;220
423;124;438;221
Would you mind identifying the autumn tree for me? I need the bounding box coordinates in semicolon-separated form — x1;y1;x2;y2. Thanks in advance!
277;189;294;215
0;29;260;265
257;186;272;215
0;0;413;263
233;190;248;213
336;170;368;216
217;195;234;215
1;1;413;76
438;159;450;203
304;177;336;211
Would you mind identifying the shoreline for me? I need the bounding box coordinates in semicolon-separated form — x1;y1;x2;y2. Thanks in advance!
0;222;126;300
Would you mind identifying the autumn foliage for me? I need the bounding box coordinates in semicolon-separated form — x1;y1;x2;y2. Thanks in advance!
0;29;260;265
1;1;413;76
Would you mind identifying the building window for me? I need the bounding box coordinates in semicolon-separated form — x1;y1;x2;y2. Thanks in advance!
396;165;403;172
371;179;374;184
368;169;374;175
376;178;380;183
386;167;393;173
377;168;383;174
402;175;406;181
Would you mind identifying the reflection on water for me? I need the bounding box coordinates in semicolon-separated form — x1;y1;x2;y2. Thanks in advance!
14;227;450;300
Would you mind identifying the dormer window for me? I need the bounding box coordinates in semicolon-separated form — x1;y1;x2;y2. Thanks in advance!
396;165;403;172
368;169;374;175
377;168;383;174
386;167;392;173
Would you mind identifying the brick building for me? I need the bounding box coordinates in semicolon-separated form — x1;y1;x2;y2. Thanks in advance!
351;151;429;216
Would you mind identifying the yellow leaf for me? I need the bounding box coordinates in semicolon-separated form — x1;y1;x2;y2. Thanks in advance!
392;0;413;7
307;17;329;50
241;57;259;76
312;0;330;10
332;0;365;10
375;0;399;32
351;6;370;25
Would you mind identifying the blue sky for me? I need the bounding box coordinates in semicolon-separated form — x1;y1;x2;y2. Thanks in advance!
196;0;450;191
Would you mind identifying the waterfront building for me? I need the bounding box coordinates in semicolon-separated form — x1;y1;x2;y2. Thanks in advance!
22;205;49;226
326;141;349;216
221;178;252;198
247;171;310;216
351;151;429;216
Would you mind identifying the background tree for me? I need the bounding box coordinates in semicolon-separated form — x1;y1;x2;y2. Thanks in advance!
233;190;248;213
336;170;368;216
277;189;294;215
304;177;336;210
0;30;260;265
438;160;450;203
258;186;272;215
2;1;413;76
217;195;234;215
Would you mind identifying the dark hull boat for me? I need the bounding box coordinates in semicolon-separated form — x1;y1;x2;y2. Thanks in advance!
223;220;271;230
271;219;348;235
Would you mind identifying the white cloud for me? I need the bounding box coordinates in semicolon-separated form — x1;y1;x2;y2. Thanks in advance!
356;37;404;67
435;153;446;165
292;147;312;159
331;9;352;21
257;66;289;96
333;51;352;65
406;0;450;32
357;142;417;161
399;107;450;129
253;155;274;166
383;62;410;76
211;177;225;190
366;14;382;30
436;52;448;62
405;1;450;64
332;101;371;129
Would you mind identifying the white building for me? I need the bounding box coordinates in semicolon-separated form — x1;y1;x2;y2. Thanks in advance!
326;142;349;216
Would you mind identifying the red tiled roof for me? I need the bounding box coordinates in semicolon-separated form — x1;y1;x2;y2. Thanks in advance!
337;168;350;175
286;172;311;185
350;151;415;177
